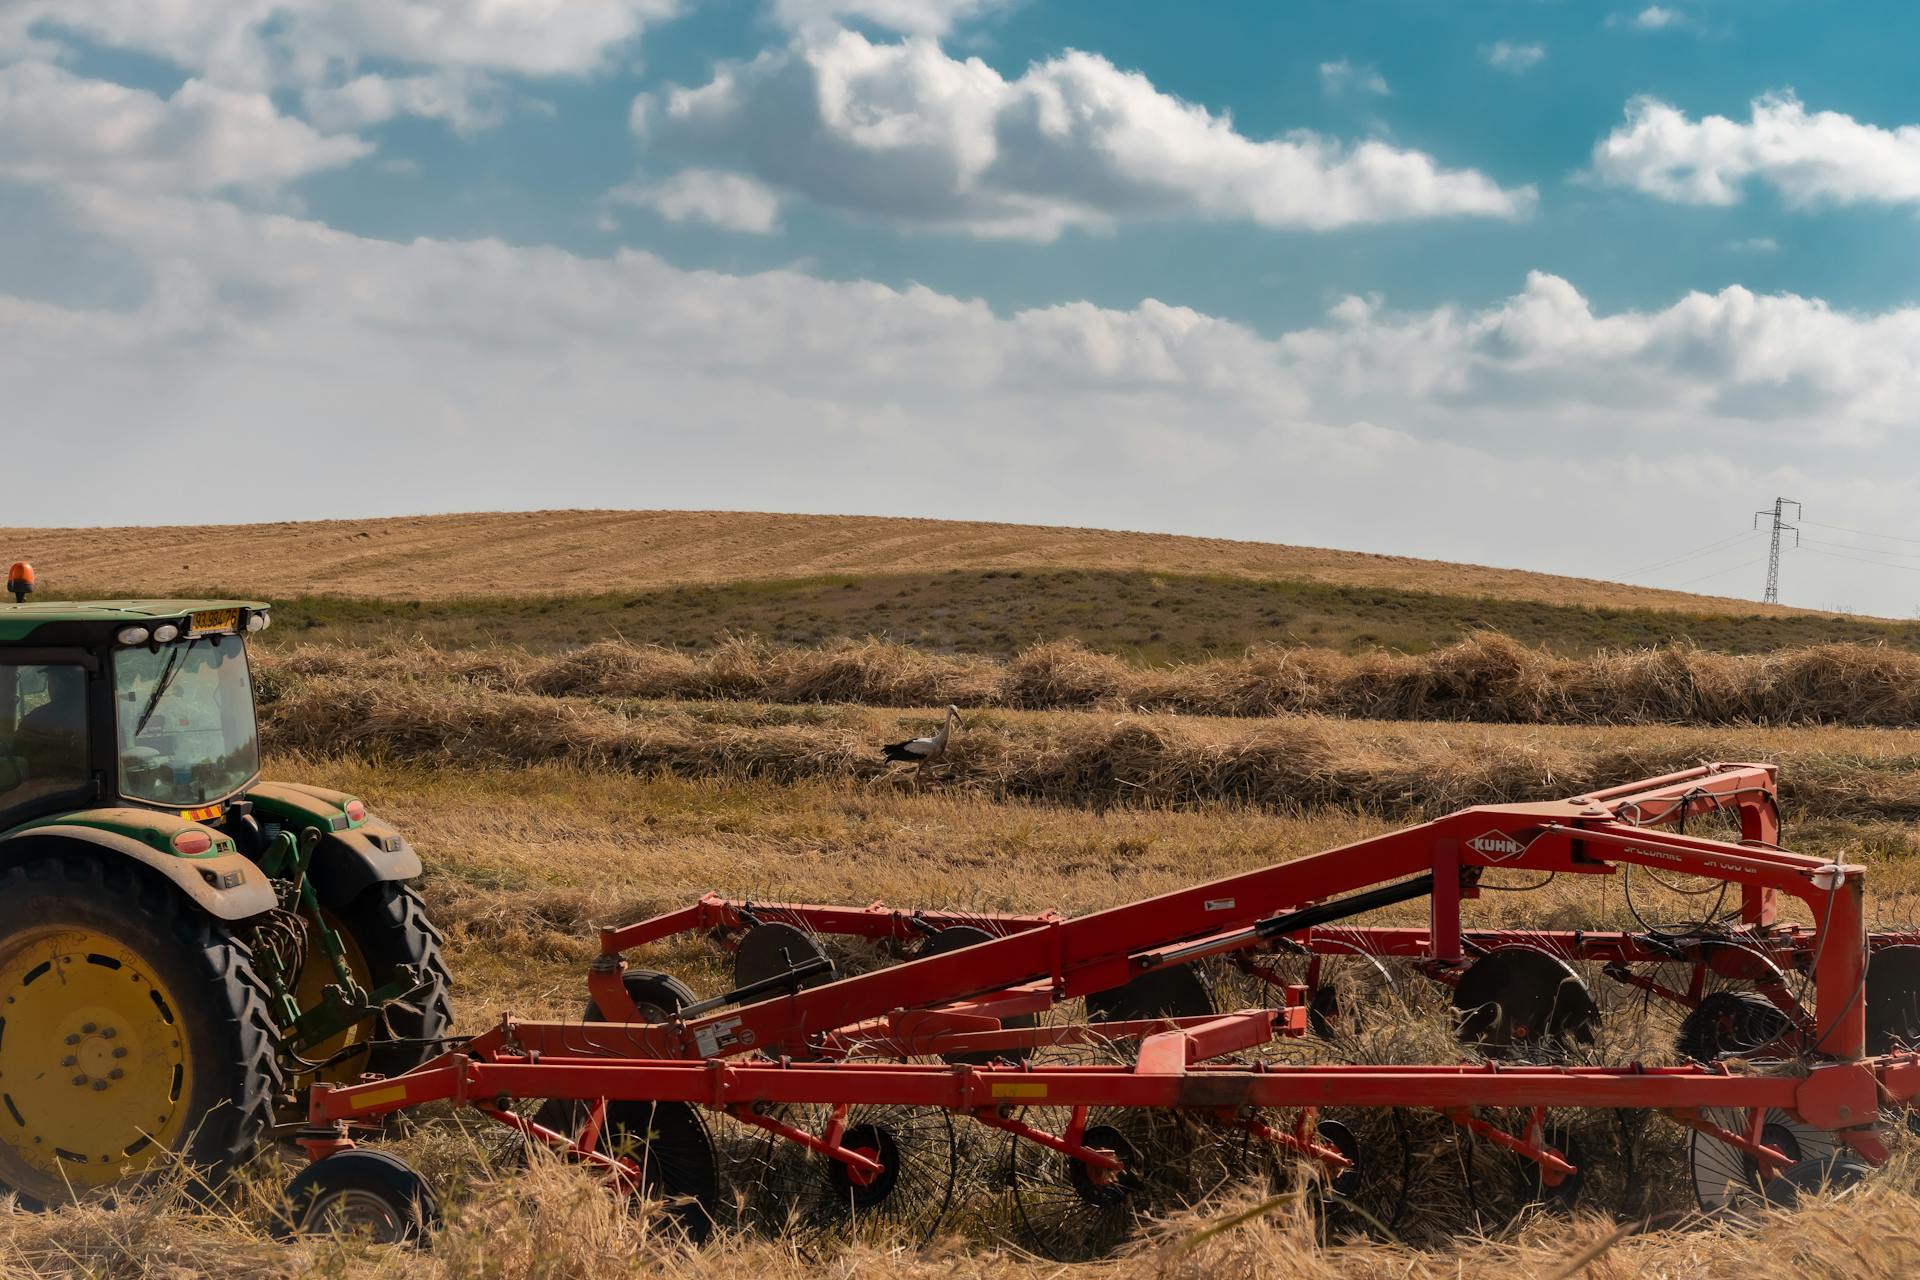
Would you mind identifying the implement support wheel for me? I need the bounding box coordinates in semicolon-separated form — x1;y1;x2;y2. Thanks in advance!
273;1149;438;1244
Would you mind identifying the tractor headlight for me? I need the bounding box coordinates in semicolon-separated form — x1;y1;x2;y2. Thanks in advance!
116;626;151;645
152;623;181;643
245;611;270;633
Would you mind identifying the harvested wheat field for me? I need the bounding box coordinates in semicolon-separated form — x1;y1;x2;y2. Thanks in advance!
6;513;1920;1280
14;760;1920;1278
0;508;1817;614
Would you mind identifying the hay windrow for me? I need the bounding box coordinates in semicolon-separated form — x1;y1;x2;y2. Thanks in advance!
257;632;1920;727
259;678;1920;821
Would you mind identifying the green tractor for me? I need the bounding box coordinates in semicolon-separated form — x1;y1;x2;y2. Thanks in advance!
0;563;451;1205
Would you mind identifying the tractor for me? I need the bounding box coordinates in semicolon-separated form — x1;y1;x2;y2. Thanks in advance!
0;562;451;1205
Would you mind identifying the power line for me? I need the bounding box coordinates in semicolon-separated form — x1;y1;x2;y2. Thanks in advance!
1618;529;1761;579
1753;498;1801;604
1799;544;1920;576
1799;535;1920;566
1800;518;1920;548
1670;555;1769;588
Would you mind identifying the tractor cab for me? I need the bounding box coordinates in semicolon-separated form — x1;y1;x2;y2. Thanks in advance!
0;597;269;828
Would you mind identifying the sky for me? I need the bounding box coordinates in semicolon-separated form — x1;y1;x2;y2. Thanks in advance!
3;1;1920;614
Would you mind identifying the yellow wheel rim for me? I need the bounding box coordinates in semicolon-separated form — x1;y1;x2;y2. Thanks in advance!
0;926;193;1195
294;911;375;1085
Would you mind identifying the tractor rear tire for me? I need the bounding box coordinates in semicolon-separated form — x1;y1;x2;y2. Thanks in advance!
0;849;282;1207
326;882;455;1080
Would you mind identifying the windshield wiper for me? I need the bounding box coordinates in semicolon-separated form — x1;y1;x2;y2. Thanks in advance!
132;639;196;739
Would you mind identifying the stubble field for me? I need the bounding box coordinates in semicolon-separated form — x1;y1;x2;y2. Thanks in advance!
9;511;1920;1279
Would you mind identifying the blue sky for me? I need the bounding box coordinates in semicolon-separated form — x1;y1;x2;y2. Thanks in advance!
4;1;1920;613
294;1;1920;326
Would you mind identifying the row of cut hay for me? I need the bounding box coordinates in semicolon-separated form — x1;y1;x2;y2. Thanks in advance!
259;679;1920;822
258;631;1920;726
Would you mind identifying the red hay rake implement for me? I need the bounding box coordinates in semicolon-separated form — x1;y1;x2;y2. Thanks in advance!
281;763;1920;1252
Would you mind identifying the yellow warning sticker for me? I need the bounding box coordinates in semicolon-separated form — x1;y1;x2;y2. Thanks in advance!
990;1082;1049;1099
353;1084;409;1111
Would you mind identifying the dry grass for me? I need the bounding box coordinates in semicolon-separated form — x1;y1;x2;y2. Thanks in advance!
12;759;1920;1277
12;1153;1920;1280
3;508;1812;615
258;675;1920;823
259;631;1920;726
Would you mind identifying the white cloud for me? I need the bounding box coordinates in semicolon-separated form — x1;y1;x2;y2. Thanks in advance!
0;1;685;129
1605;6;1697;30
1482;41;1546;73
1728;236;1778;253
0;60;368;193
6;1;685;82
1319;58;1389;97
301;70;508;135
770;0;1017;37
640;31;1531;240
1593;92;1920;207
8;189;1920;610
284;0;683;80
1289;270;1920;438
610;169;784;232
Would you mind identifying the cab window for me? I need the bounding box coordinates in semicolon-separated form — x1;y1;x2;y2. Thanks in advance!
113;639;260;807
0;662;91;814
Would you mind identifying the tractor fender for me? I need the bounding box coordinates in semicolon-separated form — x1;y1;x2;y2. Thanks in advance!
0;822;278;922
246;781;422;908
308;819;421;908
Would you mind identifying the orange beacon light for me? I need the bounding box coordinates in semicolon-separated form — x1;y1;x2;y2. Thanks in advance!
7;562;33;603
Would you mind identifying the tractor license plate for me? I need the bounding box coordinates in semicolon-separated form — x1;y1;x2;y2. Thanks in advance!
188;608;241;634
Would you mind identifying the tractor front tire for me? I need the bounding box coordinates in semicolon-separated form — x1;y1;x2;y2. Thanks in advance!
328;882;455;1080
0;849;281;1207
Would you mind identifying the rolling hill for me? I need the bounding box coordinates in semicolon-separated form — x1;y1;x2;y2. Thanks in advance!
1;508;1811;613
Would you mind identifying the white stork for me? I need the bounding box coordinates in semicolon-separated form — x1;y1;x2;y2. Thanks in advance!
882;705;963;781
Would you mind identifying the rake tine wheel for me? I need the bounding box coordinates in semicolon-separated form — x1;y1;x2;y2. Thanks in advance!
741;1103;962;1258
733;920;838;993
1865;944;1920;1054
919;925;1038;1064
1006;1103;1217;1261
1675;991;1797;1063
517;970;729;1240
1689;1108;1838;1214
1084;961;1215;1025
1209;946;1403;1042
1209;1109;1373;1240
603;1101;724;1243
1451;948;1601;1058
1463;1112;1588;1228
